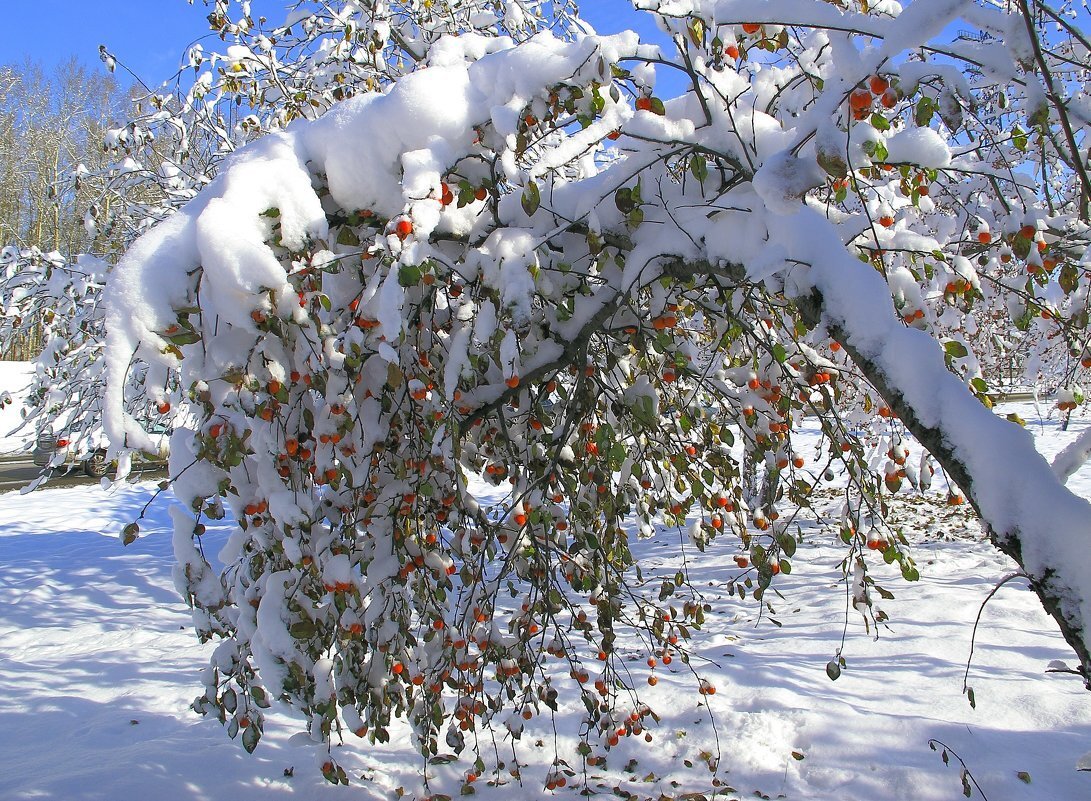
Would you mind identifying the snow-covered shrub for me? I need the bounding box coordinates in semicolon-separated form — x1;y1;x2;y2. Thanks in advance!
104;0;1091;784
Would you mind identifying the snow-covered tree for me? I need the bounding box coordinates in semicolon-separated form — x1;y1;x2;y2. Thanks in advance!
104;0;1091;786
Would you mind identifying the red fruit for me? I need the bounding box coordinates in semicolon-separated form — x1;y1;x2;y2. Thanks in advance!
157;401;171;414
977;230;992;244
849;88;872;111
880;88;898;109
734;554;749;568
635;96;653;112
607;130;621;140
878;215;894;228
395;219;413;240
868;75;889;95
474;186;488;201
725;44;740;59
742;23;761;34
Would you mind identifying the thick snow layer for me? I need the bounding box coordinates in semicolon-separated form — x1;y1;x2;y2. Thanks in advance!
1;407;1090;800
884;126;951;168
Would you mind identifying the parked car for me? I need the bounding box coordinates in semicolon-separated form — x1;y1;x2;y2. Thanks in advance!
33;422;171;478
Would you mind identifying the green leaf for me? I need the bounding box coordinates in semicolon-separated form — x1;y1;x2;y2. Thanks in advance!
1012;125;1028;152
777;532;797;558
914;97;933;127
242;723;261;753
825;660;841;681
687;18;705;46
166;330;202;346
521;181;541;217
614;187;634;213
772;343;787;363
870;112;890;131
689;153;708;184
1059;262;1078;293
336;226;360;246
290;619;317;638
944;340;968;359
398;264;422;287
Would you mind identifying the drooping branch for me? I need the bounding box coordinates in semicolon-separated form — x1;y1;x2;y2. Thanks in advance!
796;290;1091;686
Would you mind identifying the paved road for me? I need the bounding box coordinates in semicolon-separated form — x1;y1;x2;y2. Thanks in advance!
0;454;167;494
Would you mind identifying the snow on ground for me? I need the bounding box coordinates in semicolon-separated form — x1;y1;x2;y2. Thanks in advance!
1;401;1090;800
0;361;34;453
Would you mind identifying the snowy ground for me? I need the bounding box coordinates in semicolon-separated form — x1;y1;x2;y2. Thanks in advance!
0;368;1089;800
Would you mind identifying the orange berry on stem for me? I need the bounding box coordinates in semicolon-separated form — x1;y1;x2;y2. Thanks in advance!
849;88;873;111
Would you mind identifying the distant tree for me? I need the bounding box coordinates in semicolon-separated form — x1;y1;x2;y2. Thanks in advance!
103;0;1091;787
0;59;125;361
0;59;122;256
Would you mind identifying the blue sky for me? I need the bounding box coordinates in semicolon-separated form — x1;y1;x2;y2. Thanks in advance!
0;1;678;91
